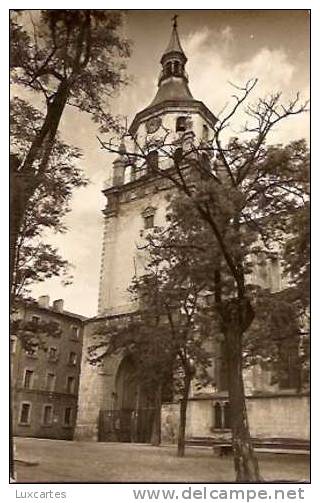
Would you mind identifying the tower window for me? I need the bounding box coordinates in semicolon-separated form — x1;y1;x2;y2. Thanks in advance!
176;116;187;132
174;147;183;165
165;61;172;77
142;207;156;230
144;215;154;229
202;124;209;142
173;60;180;75
146;150;158;172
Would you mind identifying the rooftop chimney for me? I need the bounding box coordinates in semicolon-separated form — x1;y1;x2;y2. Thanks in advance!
38;295;50;309
52;299;64;313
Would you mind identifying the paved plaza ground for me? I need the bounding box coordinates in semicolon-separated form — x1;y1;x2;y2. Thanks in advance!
14;437;310;483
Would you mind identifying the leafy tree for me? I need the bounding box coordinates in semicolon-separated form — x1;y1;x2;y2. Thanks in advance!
10;97;87;300
10;10;130;299
244;289;306;390
89;242;213;455
89;307;175;447
244;140;310;391
100;82;309;481
10;96;87;479
11;314;63;355
134;262;213;457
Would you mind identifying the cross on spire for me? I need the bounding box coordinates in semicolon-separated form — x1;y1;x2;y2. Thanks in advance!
162;14;185;59
172;14;178;29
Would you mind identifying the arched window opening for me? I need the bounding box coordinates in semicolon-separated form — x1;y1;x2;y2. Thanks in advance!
173;60;180;75
202;124;209;142
146;150;159;172
165;61;172;77
176;116;187;133
173;147;183;165
200;153;211;176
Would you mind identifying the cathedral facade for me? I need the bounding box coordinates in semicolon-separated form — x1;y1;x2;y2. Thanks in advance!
75;21;309;445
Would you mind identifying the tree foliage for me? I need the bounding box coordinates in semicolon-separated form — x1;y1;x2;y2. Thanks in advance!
88;239;214;454
11;10;130;131
10;97;88;299
100;80;309;481
10;10;130;304
11;314;62;354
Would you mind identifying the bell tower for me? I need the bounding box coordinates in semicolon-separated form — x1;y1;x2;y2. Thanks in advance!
76;16;219;442
97;18;218;316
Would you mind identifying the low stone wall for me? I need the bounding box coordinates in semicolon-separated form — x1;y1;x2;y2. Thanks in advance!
161;393;310;443
247;394;310;439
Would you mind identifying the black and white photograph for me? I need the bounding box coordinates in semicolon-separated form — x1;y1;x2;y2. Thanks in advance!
9;7;310;487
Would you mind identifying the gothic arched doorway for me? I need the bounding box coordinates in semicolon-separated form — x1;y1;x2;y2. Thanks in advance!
115;355;139;411
99;355;155;443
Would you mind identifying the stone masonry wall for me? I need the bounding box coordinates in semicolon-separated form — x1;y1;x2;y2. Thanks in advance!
74;319;123;441
161;394;310;443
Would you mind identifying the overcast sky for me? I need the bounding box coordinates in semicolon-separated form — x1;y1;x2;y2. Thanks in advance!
27;9;310;317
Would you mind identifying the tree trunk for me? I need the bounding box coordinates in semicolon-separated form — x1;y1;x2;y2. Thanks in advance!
151;383;162;446
10;80;71;304
177;373;191;457
10;160;26;304
21;79;71;180
221;298;261;482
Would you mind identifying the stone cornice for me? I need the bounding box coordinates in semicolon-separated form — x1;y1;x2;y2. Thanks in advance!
102;168;178;216
129;100;218;136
